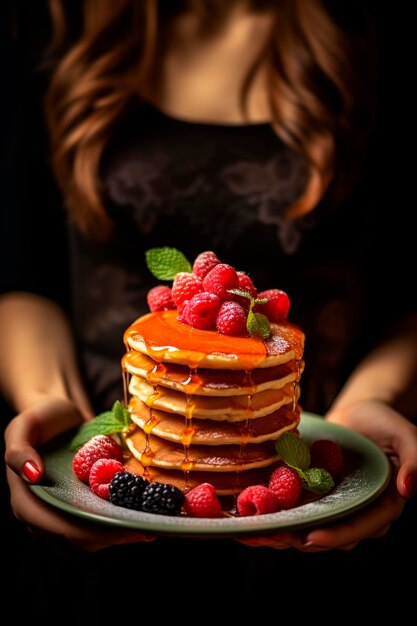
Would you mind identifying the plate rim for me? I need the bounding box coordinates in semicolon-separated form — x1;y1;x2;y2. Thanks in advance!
29;412;392;538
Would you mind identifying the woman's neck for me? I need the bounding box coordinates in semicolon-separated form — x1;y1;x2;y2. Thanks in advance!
144;6;275;124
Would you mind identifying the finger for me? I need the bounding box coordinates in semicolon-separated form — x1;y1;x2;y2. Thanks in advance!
327;402;417;500
238;537;292;550
7;469;156;551
4;397;84;480
392;422;417;499
301;480;404;550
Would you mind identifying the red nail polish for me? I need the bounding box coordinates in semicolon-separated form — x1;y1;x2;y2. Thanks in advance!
23;461;41;483
404;475;416;499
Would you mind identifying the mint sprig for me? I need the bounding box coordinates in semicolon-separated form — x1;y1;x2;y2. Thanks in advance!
69;400;132;450
276;431;335;494
145;247;192;280
228;289;271;339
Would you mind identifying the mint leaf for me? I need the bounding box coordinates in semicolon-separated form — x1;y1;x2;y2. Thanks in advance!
145;247;192;280
276;431;311;470
247;310;271;339
69;400;131;450
302;467;335;494
111;400;131;429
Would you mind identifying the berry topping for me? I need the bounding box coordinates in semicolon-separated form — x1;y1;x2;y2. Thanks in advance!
89;458;125;500
202;263;239;300
144;247;292;337
216;301;247;335
184;482;222;518
237;485;279;516
147;285;175;312
72;434;123;483
183;292;221;329
309;439;344;478
256;289;291;323
141;482;185;516
109;471;149;510
192;251;221;280
172;272;203;308
268;465;303;509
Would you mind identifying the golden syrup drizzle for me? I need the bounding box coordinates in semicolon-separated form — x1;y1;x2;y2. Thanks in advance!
121;355;131;408
140;381;162;478
143;413;160;435
146;361;167;387
292;359;302;411
181;367;204;394
123;310;274;370
229;369;254;514
181;375;196;489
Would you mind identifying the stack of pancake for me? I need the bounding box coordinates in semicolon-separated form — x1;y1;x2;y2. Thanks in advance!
122;310;305;496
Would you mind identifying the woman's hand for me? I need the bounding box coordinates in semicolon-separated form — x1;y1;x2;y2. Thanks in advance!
240;400;417;551
5;396;156;551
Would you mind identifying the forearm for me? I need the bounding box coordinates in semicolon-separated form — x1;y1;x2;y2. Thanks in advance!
0;292;91;417
329;313;417;421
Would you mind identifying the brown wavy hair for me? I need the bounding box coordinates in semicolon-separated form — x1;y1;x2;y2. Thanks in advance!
45;0;376;239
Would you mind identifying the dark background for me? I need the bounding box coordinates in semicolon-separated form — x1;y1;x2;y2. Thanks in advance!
1;1;416;618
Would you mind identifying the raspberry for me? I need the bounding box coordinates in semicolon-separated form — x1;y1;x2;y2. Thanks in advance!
192;251;221;280
141;482;185;516
147;285;175;312
256;289;291;323
184;483;222;518
109;471;149;510
89;458;125;500
184;292;221;329
172;272;203;308
268;465;303;509
177;299;190;323
237;485;279;516
72;435;123;483
202;263;239;300
310;439;344;477
216;300;247;335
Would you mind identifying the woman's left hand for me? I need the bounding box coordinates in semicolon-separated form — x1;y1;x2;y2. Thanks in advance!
239;400;417;551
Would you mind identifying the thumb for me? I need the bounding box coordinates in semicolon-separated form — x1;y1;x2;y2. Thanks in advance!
4;396;85;483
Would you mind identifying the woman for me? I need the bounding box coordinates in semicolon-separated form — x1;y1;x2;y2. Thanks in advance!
2;0;417;598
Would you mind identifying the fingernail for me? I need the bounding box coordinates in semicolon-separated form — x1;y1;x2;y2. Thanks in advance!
404;475;416;499
22;461;41;483
300;532;312;546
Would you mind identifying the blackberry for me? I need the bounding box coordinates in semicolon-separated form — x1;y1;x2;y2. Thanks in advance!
109;471;148;510
141;482;185;516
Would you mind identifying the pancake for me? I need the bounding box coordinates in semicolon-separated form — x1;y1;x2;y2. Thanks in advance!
124;454;281;496
122;350;304;396
128;375;298;421
125;428;279;472
124;310;305;370
128;396;300;445
121;308;305;498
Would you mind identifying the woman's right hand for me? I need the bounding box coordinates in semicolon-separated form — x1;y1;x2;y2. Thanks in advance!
4;396;156;551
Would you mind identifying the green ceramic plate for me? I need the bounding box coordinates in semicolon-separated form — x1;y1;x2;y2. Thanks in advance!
29;413;391;538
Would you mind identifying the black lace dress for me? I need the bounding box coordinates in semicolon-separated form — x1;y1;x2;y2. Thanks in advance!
68;99;399;417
